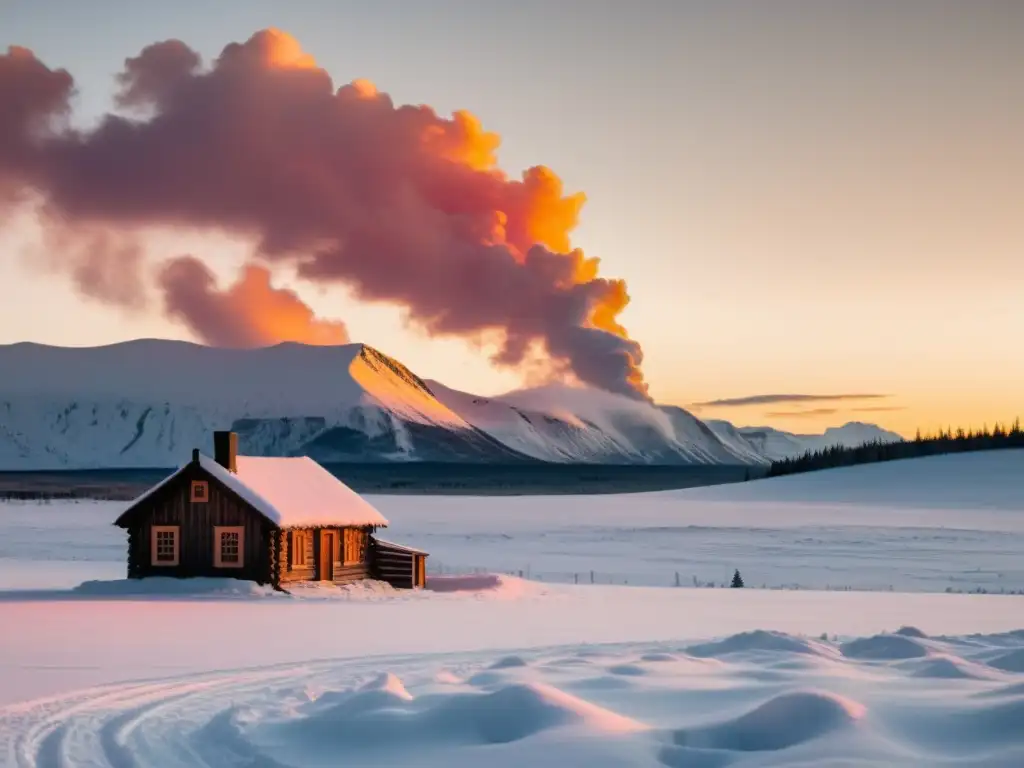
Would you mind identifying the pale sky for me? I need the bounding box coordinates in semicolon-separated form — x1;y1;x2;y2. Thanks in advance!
2;0;1022;437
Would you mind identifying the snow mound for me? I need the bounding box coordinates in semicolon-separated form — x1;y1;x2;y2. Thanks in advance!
686;630;833;658
639;652;679;663
270;680;645;752
437;682;648;740
5;631;1024;766
840;633;930;660
358;672;414;700
986;648;1024;673
905;655;996;680
434;671;464;685
303;674;415;718
465;670;512;688
886;696;1024;754
607;663;649;677
894;625;929;638
668;690;865;752
488;655;530;669
72;577;280;598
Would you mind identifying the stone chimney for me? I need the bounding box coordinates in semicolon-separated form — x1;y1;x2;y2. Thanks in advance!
213;431;238;473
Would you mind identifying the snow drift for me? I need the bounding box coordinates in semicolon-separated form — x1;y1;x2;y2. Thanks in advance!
3;628;1023;767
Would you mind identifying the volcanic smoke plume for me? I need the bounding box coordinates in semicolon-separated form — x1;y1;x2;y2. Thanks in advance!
159;258;349;348
0;29;648;398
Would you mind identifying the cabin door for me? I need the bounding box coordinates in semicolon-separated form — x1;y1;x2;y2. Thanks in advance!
320;532;336;581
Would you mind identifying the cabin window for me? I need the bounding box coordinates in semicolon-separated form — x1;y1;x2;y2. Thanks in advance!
214;526;245;568
343;529;366;565
151;525;180;566
291;531;307;567
190;480;209;503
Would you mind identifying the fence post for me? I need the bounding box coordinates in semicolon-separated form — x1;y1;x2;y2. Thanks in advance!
674;571;680;587
574;573;578;584
590;570;595;584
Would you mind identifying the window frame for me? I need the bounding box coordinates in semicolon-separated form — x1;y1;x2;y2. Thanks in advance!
343;528;366;565
214;525;245;568
291;530;307;568
151;525;180;567
190;480;209;503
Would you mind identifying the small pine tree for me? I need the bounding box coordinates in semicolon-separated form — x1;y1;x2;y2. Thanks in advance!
731;569;745;588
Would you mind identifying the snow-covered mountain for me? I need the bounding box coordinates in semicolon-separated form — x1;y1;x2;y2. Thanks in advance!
0;340;901;469
0;341;525;469
705;420;904;463
429;382;751;465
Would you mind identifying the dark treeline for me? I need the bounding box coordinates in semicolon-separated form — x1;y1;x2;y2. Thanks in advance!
767;419;1024;478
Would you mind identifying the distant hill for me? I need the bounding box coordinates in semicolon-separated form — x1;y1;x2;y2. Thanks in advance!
705;420;903;462
766;421;1022;478
681;449;1024;511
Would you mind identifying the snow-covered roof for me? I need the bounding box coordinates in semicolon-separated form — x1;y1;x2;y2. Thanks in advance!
117;454;388;529
374;538;428;556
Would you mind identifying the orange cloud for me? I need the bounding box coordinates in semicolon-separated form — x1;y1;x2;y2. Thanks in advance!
159;257;348;347
0;30;647;398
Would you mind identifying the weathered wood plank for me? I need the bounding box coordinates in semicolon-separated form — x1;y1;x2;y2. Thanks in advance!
125;462;274;585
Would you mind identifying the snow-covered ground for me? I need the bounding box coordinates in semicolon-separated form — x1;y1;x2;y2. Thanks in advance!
5;450;1022;592
0;582;1022;766
1;451;1022;765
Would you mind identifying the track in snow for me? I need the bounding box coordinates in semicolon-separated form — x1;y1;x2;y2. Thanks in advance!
4;632;1024;768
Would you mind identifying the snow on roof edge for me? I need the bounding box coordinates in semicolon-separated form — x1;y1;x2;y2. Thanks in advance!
374;538;428;555
116;453;389;529
230;455;389;528
198;454;286;525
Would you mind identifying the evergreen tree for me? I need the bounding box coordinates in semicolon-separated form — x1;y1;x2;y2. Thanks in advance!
731;569;745;588
766;415;1022;478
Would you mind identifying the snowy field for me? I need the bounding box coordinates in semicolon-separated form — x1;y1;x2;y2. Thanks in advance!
1;582;1023;767
3;450;1023;592
1;451;1022;766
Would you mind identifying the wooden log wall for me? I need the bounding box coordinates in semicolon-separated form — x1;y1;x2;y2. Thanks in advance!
371;540;418;589
126;526;140;578
278;526;372;586
279;529;316;583
124;464;272;584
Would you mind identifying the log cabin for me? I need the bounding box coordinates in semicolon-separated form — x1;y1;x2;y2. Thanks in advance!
113;431;428;590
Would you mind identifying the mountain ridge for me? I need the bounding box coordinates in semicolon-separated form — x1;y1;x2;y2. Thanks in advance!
0;340;901;469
